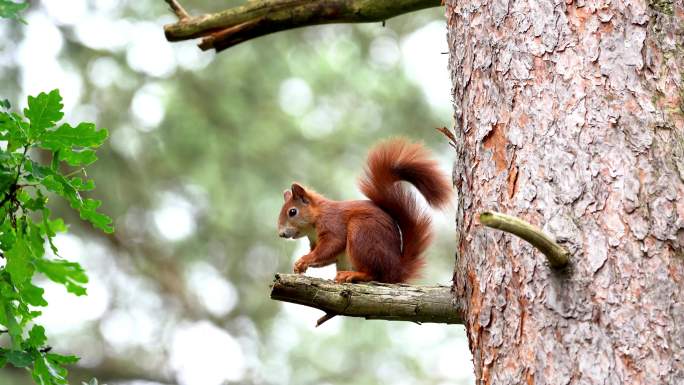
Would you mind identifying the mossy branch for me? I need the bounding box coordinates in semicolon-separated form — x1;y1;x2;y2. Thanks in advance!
270;274;463;326
479;211;570;269
163;0;442;52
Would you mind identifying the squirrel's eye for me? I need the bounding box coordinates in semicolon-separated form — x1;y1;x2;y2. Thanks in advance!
288;208;298;217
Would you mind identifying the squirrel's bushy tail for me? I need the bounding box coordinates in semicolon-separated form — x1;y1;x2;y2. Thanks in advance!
359;138;451;282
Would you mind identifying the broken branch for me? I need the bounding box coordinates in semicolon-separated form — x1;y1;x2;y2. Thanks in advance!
479;211;570;269
270;274;463;325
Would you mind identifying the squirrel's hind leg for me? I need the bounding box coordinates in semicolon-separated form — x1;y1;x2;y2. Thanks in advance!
335;271;373;283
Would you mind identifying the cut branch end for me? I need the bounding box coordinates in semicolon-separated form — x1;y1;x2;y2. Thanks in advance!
479;211;570;269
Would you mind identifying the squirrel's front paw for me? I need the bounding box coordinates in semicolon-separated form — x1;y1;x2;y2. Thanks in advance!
293;258;309;274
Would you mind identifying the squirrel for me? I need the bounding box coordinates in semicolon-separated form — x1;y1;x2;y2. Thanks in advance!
277;138;451;283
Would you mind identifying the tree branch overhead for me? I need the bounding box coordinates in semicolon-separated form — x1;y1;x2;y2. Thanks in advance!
163;0;442;52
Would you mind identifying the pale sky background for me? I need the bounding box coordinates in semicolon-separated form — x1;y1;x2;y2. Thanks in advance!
4;1;475;384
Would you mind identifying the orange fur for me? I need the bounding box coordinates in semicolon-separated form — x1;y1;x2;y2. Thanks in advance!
277;138;451;283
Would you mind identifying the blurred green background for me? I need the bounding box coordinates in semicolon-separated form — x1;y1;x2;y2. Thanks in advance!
0;1;474;384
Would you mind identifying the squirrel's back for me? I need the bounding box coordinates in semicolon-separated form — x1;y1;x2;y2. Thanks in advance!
358;138;451;282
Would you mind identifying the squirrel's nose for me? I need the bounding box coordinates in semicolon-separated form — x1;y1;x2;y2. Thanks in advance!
279;231;287;238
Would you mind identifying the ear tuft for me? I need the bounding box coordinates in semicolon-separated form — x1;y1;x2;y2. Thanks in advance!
283;189;292;201
291;183;310;204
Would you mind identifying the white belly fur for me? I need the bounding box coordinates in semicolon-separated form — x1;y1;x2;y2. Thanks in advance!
306;231;353;272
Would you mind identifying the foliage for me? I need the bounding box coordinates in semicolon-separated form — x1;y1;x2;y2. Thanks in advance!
0;90;111;384
0;0;28;23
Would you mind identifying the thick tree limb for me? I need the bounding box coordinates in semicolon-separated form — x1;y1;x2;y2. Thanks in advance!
270;274;463;325
479;211;570;269
163;0;442;52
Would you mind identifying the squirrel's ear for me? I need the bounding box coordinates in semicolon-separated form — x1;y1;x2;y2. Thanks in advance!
291;183;310;204
283;189;292;201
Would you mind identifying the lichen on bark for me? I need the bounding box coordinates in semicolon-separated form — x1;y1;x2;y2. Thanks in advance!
648;0;674;14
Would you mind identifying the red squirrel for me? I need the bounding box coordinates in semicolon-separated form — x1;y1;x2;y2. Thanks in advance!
277;138;451;283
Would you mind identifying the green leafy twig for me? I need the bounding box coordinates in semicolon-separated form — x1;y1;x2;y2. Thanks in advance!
0;89;112;384
0;0;28;23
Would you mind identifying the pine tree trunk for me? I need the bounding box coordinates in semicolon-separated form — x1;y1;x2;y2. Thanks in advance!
446;0;684;383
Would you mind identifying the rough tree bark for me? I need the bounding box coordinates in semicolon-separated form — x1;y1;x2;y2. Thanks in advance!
447;0;684;383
